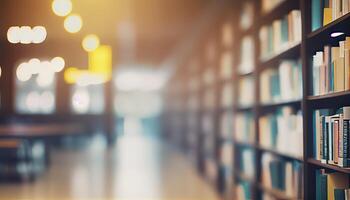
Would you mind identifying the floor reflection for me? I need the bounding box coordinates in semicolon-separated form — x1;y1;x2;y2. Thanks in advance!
0;133;219;200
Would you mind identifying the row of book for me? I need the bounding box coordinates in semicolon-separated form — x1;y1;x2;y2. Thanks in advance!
220;111;233;139
219;142;233;169
238;76;255;108
316;169;350;200
261;0;285;13
221;83;234;108
187;95;199;112
235;112;255;144
314;107;350;167
312;37;350;95
203;88;215;110
237;147;256;180
236;181;252;200
205;157;218;184
202;67;215;86
261;153;303;198
238;36;255;75
259;10;301;61
240;2;254;31
259;106;303;158
221;22;234;48
220;51;234;80
312;0;350;31
260;60;302;104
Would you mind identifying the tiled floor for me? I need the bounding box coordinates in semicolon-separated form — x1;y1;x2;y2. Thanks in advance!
0;134;220;200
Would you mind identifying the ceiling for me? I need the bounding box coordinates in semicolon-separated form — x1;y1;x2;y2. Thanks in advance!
0;0;211;67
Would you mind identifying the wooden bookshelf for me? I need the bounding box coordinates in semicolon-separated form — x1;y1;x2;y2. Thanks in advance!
162;0;350;199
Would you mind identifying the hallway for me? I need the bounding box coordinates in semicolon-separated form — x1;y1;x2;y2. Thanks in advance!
0;134;220;200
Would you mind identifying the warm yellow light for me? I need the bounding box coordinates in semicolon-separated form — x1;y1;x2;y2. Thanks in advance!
64;14;82;33
52;0;72;17
0;66;2;78
64;67;81;84
82;34;100;52
89;45;112;79
51;57;65;72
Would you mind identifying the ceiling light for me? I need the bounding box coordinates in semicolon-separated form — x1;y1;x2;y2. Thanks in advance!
331;32;344;37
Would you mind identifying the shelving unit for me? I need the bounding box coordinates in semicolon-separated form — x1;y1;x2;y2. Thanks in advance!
162;0;350;199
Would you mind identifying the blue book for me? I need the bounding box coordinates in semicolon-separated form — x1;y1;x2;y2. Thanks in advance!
312;0;323;31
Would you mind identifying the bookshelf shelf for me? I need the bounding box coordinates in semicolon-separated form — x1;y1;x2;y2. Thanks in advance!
308;13;350;40
234;140;258;148
257;146;303;162
236;106;254;112
258;0;299;27
237;71;254;77
257;184;297;200
307;91;350;109
308;158;350;174
258;43;301;70
258;100;301;110
307;90;350;101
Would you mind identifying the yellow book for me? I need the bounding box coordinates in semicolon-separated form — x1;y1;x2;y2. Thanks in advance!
324;8;333;26
327;172;350;200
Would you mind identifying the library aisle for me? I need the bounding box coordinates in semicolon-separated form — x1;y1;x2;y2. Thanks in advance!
0;134;220;200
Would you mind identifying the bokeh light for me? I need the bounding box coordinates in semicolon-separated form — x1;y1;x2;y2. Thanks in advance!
19;26;32;44
16;63;32;81
52;0;72;17
82;34;100;52
72;88;90;114
64;14;83;33
32;26;47;44
50;57;65;72
7;26;20;43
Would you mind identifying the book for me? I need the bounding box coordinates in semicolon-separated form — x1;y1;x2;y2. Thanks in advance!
314;107;350;167
312;0;324;31
236;181;252;200
238;36;255;75
259;106;303;157
260;60;302;104
312;38;350;95
240;2;254;30
221;82;234;108
260;10;301;60
261;153;302;198
238;147;255;180
315;0;350;27
220;51;233;80
261;0;285;13
235;112;255;144
238;76;255;108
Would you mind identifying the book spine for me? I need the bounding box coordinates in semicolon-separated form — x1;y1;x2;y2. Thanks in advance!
335;119;339;164
344;119;350;167
323;117;329;163
320;115;324;160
